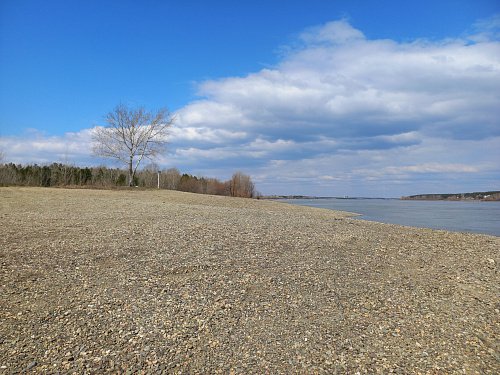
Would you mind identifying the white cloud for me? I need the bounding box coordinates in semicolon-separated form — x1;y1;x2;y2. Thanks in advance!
2;18;499;196
299;20;366;45
1;128;95;165
467;14;500;42
177;20;499;146
172;19;499;194
170;125;247;145
356;163;480;177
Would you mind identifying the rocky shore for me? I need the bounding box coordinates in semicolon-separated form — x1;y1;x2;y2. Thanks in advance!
1;187;499;374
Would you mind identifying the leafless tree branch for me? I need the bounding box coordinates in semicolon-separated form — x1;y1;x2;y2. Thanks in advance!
92;103;176;186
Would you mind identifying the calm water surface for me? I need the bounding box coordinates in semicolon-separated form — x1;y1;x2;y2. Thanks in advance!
274;199;500;237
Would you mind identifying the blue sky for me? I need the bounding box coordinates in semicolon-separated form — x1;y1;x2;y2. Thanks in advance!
1;0;499;197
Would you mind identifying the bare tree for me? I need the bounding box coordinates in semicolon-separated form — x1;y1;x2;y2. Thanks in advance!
164;167;181;190
230;171;255;198
0;134;6;165
142;162;160;188
92;103;176;186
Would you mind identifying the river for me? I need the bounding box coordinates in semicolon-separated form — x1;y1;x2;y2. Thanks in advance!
273;199;500;237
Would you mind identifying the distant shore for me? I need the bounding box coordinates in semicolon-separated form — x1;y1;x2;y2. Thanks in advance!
263;195;500;202
401;197;500;201
401;190;500;201
262;195;394;200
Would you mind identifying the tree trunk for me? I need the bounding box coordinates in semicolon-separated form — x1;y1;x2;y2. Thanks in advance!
129;156;134;187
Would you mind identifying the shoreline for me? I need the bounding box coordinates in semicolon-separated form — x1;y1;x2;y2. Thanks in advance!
1;187;499;373
272;197;499;237
265;196;500;202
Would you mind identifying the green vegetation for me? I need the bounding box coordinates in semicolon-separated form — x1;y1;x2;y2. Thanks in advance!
0;163;256;198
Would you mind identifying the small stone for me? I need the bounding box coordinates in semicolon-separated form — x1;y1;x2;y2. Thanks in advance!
26;361;37;370
3;187;499;374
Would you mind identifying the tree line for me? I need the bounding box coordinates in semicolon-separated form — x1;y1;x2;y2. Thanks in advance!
0;162;257;198
0;103;258;198
402;191;500;201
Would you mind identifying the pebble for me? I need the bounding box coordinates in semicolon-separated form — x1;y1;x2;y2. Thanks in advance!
0;187;499;374
26;361;36;370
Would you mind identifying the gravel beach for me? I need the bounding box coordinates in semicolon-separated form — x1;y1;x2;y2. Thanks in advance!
1;187;499;374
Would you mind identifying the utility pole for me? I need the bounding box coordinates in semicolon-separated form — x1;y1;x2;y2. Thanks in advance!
158;170;161;189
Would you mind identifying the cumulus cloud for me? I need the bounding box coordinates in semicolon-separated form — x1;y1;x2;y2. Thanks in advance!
299;19;366;45
1;128;95;166
169;18;499;195
3;18;499;196
170;125;247;146
184;21;499;142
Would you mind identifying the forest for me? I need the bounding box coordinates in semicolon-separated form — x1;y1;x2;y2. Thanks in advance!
0;162;257;198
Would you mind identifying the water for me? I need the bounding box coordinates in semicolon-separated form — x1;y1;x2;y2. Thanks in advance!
274;199;500;237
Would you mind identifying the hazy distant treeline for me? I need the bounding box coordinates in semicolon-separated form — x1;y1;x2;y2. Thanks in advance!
402;191;500;201
0;163;257;198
